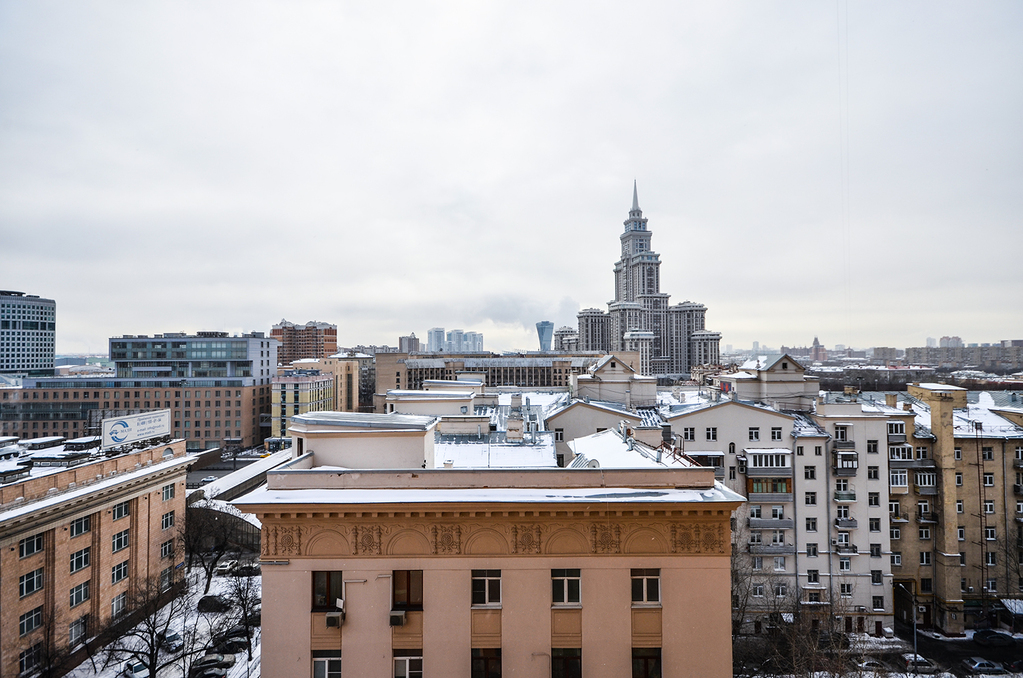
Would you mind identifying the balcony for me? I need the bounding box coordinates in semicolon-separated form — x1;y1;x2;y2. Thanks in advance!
835;518;858;529
915;484;938;496
749;493;793;503
917;511;939;524
1014;459;1023;469
748;543;796;555
833;544;858;554
833;465;858;477
832;440;856;450
746;466;793;477
890;512;909;523
834;491;856;502
1015;484;1023;497
889;458;937;469
713;467;725;480
888;433;907;444
749;518;794;530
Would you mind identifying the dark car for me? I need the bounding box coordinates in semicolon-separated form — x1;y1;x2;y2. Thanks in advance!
233;563;261;577
189;669;228;678
211;637;249;654
197;595;231;613
243;606;261;627
973;629;1015;648
212;625;252;644
190;653;236;674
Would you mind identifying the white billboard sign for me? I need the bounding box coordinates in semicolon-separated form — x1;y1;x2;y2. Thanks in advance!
102;410;171;448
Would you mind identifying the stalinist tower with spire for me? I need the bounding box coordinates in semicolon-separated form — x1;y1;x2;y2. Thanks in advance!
577;182;720;377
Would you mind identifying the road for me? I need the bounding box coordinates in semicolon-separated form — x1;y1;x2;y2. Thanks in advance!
893;621;1021;673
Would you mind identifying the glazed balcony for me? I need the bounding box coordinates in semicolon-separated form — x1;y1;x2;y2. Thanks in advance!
748;543;796;556
834;491;856;502
834;518;858;529
749;518;794;530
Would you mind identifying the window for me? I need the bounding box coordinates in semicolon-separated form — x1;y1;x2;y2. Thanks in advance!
840;583;852;598
866;440;878;454
773;557;786;571
954;447;962;460
957;500;964;513
552;569;581;605
889;446;912;461
873;596;885;610
834;425;848;442
985;578;997;592
70;615;88;646
888;421;905;435
982;446;993;461
869;518;880;532
839;557;851;572
920;552;932;566
554;428;564;442
868;492;880;507
771;427;783;441
890;501;901;517
20;644;42;675
705;427;717;441
919;527;931;540
313;658;343;678
631;569;660;604
867;466;879;480
983;472;994;487
394;651;423;678
796;445;804;456
807;569;819;584
891;552;902;566
890;469;908;487
871;570;883;585
551;649;582;678
916;446;929;460
70;546;90;573
960;552;966;565
771;505;784;519
752;584;764;597
915;472;936;487
805;492;817;505
958;526;965;540
19;533;44;559
986;552;997;567
70;581;90;607
870;543;882;557
682;427;694;442
393;570;423;610
471;648;501;678
20;568;44;598
749;505;761;518
112;500;130;520
749;427;760;441
112;592;127;618
920;578;933;593
472;570;501;606
313;571;344;611
729;467;736;480
632;648;661;678
752;556;763;570
70;516;91;537
161;540;174;559
806;543;818;557
804;466;816;480
749;531;762;545
815;445;822;456
19;606;43;636
985;526;996;541
891;527;900;540
162;511;175;530
162;483;175;501
984;500;995;514
112;529;130;553
160;566;173;591
806;518;817;532
956;472;963;486
774;583;787;598
112;561;128;584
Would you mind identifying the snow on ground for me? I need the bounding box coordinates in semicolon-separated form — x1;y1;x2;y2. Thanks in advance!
66;572;261;678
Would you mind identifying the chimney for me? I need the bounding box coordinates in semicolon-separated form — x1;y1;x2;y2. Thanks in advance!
661;424;672;446
885;393;897;408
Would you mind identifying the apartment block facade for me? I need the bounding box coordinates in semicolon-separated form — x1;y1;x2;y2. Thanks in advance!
0;291;56;376
270;370;335;437
270;320;338;366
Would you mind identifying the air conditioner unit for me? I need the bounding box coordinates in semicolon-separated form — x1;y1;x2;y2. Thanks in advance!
325;611;345;628
831;538;840;546
968;586;974;593
857;606;866;612
390;611;406;627
917;606;926;613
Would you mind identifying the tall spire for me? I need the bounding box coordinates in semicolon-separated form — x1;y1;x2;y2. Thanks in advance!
632;180;640;212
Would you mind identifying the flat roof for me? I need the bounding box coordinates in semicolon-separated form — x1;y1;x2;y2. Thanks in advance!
290;411;437;430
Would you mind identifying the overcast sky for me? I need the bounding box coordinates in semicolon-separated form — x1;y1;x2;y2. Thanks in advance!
2;1;1021;355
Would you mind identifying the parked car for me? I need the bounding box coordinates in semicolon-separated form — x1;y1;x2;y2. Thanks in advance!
243;606;261;627
190;653;236;673
200;476;217;484
1005;658;1023;672
960;656;1006;675
197;595;231;613
212;625;252;644
122;661;150;677
211;637;249;654
190;668;228;678
157;629;183;652
900;653;940;674
852;657;891;672
214;559;238;575
973;629;1015;647
233;563;261;577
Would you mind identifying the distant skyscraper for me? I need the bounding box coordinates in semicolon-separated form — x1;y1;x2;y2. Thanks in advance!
427;328;445;352
0;290;56;375
554;326;578;352
463;331;483;352
399;333;420;353
577;183;720;375
446;329;465;352
271;319;337;365
752;341;760;354
926;337;937;348
536;321;554;352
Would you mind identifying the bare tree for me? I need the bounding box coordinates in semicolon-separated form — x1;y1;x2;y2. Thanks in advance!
223;569;261;662
181;499;237;594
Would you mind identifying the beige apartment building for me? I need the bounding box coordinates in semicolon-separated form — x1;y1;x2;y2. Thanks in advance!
271;320;338;366
286;355;367;413
271;369;335;438
0;439;190;676
235;413;743;678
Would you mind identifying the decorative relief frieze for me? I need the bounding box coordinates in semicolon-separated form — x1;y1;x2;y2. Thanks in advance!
432;525;461;554
263;525;302;557
352;525;382;555
590;523;621;554
510;524;542;554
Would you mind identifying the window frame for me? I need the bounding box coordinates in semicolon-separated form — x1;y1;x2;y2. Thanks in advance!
631;568;660;606
471;570;502;607
392;570;424;611
552;568;581;607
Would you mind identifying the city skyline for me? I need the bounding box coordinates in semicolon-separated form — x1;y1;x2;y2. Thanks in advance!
2;2;1021;354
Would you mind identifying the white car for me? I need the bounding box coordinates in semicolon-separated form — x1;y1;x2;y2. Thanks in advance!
122;661;150;677
214;559;238;575
200;476;217;484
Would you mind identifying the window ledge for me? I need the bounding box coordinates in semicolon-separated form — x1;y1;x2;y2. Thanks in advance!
551;604;582;610
471;604;502;610
631;603;662;609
